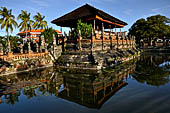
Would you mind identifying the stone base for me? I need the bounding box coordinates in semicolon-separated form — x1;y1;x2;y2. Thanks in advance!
29;51;33;54
8;52;13;57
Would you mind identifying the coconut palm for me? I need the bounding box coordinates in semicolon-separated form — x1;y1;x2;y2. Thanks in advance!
0;7;18;53
33;12;48;52
33;12;48;30
17;10;34;39
17;10;34;53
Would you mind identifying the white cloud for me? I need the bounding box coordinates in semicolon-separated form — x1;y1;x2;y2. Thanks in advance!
29;0;49;8
26;6;39;13
123;9;133;16
151;5;170;13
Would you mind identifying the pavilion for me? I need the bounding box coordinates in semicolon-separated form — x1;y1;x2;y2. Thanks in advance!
51;4;131;51
51;4;127;31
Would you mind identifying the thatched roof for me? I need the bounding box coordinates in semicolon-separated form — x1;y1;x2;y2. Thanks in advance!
51;4;127;28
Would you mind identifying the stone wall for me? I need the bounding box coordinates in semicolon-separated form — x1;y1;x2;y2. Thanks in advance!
57;39;140;70
0;45;62;75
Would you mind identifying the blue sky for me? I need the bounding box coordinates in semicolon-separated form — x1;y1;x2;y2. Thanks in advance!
0;0;170;36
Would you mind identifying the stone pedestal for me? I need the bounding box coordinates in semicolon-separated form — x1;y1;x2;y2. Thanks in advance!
29;51;33;55
8;52;13;57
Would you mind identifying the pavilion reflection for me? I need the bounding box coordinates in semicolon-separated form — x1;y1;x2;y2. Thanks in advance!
58;61;136;109
0;61;136;108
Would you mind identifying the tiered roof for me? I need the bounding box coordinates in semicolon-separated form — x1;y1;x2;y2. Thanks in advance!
51;4;127;28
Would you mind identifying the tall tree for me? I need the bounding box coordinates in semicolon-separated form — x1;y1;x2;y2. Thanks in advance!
17;10;34;39
129;15;170;46
33;12;48;30
0;7;18;53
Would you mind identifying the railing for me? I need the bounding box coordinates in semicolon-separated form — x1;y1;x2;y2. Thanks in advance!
0;52;48;61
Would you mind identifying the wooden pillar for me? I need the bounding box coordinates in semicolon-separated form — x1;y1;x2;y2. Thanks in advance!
120;29;124;48
102;23;104;50
94;19;96;31
78;30;82;50
109;25;112;49
91;28;94;51
115;28;119;49
68;31;71;40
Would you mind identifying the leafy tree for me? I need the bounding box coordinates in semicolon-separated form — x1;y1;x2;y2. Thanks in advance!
0;7;18;53
71;19;93;39
17;10;34;38
9;36;22;52
0;36;8;54
41;27;58;47
33;12;48;30
129;15;170;46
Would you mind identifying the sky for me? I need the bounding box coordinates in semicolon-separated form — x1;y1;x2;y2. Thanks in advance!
0;0;170;36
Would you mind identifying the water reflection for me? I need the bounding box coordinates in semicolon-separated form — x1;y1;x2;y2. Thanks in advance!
0;60;136;108
1;53;170;111
132;53;170;86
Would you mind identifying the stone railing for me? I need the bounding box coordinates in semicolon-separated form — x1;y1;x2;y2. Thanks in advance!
0;52;48;61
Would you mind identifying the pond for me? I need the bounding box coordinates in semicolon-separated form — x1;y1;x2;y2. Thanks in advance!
0;53;170;113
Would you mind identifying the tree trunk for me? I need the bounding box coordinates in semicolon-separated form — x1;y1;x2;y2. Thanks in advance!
7;32;11;53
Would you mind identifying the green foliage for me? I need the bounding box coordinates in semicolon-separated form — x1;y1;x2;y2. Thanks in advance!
71;20;93;39
133;55;170;86
41;27;58;46
129;15;170;45
0;36;22;53
17;10;34;32
9;36;22;49
0;7;18;33
33;12;48;29
0;36;8;52
0;7;18;52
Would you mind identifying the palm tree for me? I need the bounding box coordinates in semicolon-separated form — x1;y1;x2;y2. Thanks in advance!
17;10;34;53
33;12;48;30
17;10;34;39
0;7;18;53
33;12;48;52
